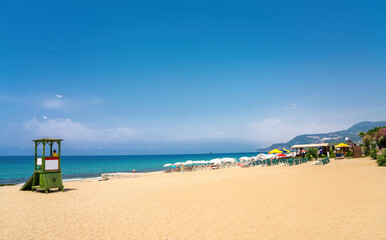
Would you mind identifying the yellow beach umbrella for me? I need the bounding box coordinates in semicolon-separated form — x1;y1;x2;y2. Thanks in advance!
282;148;291;153
335;143;349;148
269;149;283;154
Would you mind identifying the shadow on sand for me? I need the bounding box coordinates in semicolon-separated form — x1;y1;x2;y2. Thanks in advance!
32;188;77;194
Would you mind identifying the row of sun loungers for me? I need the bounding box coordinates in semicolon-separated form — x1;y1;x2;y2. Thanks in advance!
239;157;310;168
164;162;238;173
165;156;330;173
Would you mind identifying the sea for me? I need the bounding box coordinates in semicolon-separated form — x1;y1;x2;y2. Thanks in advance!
0;152;260;185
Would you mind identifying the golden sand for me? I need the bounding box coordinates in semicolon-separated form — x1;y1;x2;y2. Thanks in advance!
1;157;385;240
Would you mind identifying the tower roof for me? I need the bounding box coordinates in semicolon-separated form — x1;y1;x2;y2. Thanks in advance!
33;137;63;142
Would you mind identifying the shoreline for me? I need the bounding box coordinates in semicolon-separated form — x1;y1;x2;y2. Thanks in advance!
0;167;166;186
0;152;260;185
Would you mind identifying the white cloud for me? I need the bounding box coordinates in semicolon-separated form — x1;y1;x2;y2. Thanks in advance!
42;115;48;120
23;118;139;145
44;99;64;109
283;103;297;110
42;94;64;109
43;95;101;110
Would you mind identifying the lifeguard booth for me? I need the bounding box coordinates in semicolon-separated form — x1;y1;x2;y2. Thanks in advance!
20;138;64;193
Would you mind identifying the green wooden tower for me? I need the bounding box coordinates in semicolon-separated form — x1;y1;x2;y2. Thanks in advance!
20;138;64;193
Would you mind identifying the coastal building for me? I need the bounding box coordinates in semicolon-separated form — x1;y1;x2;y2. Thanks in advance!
291;143;329;156
291;142;362;158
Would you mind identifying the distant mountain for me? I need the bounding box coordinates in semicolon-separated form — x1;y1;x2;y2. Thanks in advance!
264;121;386;151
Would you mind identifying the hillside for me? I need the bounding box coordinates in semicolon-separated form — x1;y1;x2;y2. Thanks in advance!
264;120;386;150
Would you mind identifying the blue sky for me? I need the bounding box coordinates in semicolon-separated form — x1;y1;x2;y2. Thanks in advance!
0;0;385;155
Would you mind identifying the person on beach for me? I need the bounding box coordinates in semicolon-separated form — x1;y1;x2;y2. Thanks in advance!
52;150;58;157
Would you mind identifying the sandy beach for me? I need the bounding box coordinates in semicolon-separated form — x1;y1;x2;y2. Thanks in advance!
1;157;385;240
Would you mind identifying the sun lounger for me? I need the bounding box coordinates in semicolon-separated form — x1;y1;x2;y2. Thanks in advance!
252;160;262;166
311;158;330;165
311;160;322;165
238;160;253;168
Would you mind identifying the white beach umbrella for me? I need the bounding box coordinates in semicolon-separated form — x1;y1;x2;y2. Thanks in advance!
163;163;172;167
209;158;223;165
222;157;235;162
239;156;249;161
256;153;266;160
174;162;183;165
209;158;220;163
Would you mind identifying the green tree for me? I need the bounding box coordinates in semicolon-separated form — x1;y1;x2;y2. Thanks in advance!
363;135;372;156
329;148;336;158
374;128;386;149
345;148;353;157
358;131;365;140
367;127;382;136
369;148;378;160
377;135;386;149
376;149;386;166
306;148;318;160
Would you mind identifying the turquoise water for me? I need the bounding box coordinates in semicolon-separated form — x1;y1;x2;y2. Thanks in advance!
0;152;259;184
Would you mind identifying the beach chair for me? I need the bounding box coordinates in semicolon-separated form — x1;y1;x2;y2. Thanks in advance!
238;160;253;168
253;160;262;166
285;159;290;166
311;159;321;165
261;160;269;167
283;158;289;166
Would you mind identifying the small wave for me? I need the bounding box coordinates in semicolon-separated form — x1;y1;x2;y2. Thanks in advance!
62;177;100;182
